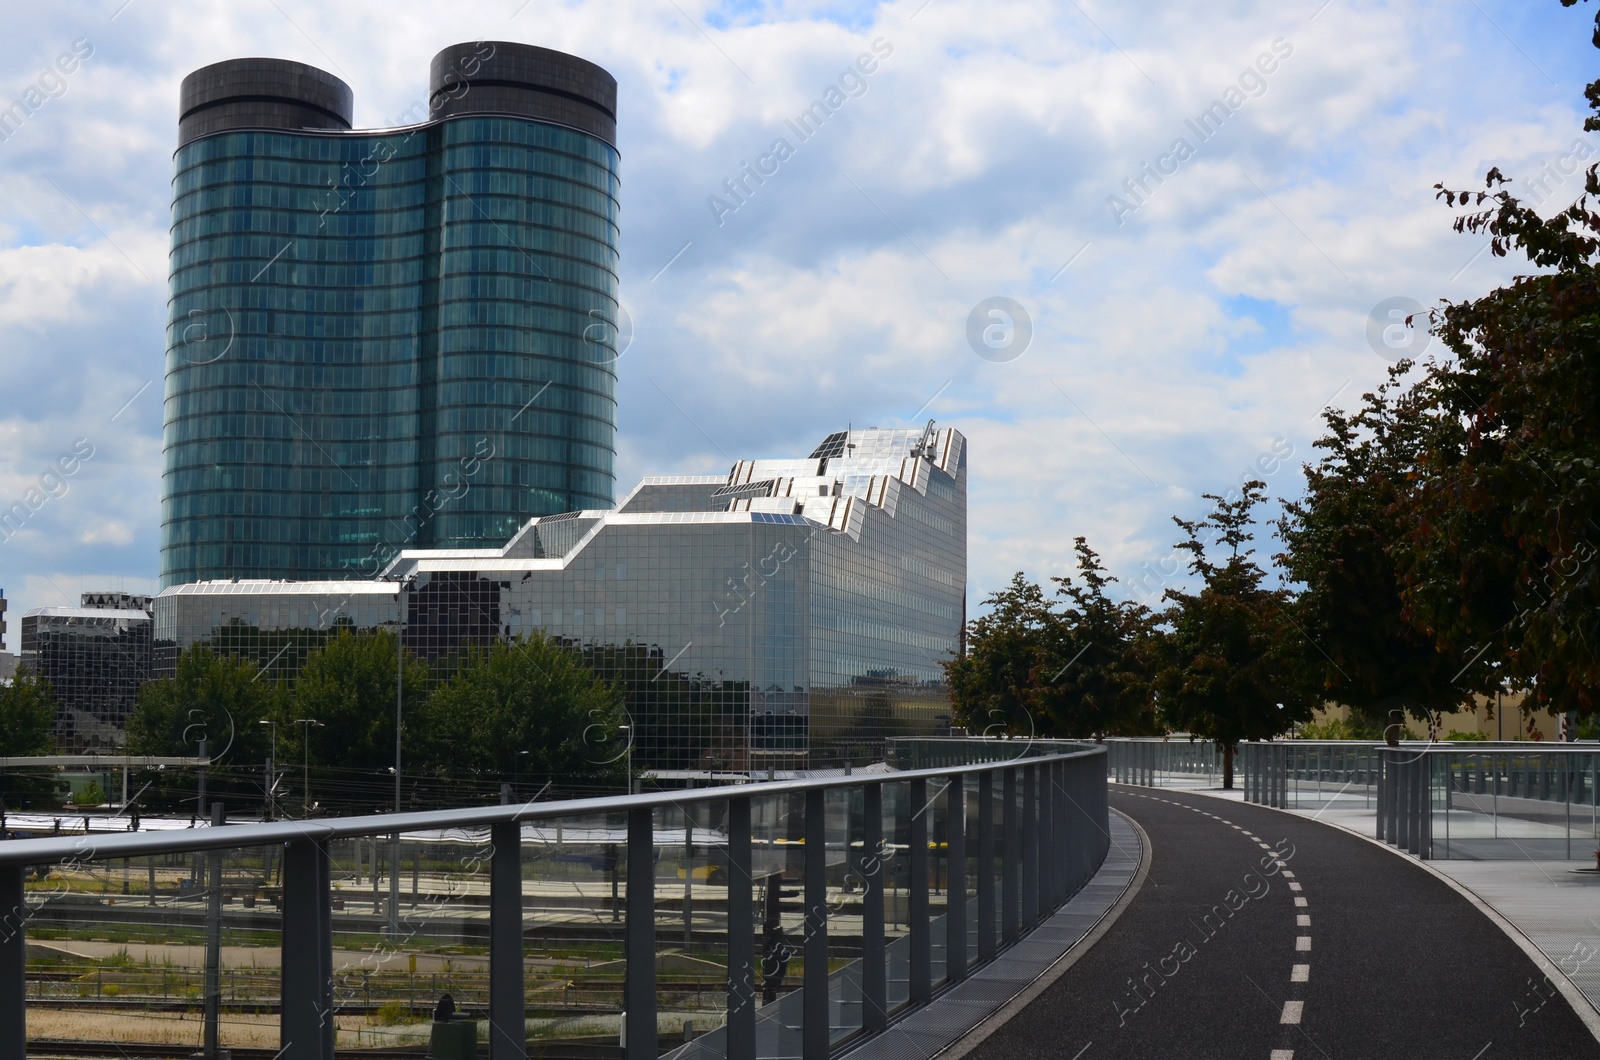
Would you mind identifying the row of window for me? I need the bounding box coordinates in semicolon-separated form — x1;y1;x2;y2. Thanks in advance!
175;121;618;189
164;380;615;424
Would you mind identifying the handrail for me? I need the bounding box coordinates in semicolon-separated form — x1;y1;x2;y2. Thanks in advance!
0;744;1111;1060
0;745;1102;866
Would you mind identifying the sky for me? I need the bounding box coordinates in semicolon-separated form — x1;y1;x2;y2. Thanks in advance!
0;0;1592;638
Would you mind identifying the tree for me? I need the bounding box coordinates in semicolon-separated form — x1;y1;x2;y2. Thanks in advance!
412;634;627;798
1278;373;1478;730
1031;538;1158;738
946;574;1056;739
1388;0;1600;719
1154;482;1316;787
287;628;429;811
125;645;279;813
0;668;60;806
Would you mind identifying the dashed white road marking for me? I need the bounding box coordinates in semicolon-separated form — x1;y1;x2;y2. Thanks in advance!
1281;1000;1304;1024
1297;914;1310;927
1291;963;1310;982
1288;882;1302;892
1271;1051;1295;1060
1281;870;1295;878
1294;896;1307;907
1296;936;1312;952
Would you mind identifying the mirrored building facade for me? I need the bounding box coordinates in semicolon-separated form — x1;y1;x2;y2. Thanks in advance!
22;594;154;750
163;42;622;587
154;425;967;770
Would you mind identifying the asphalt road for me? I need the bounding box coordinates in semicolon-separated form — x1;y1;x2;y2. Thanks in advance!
964;785;1600;1060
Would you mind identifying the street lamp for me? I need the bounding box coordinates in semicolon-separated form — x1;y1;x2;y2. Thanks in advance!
386;575;415;937
293;718;324;818
258;720;278;821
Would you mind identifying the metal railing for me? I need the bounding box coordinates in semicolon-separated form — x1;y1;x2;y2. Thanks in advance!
1102;737;1222;785
1239;741;1600;860
0;744;1108;1060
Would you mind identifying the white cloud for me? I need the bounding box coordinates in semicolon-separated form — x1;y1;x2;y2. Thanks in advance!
0;0;1590;626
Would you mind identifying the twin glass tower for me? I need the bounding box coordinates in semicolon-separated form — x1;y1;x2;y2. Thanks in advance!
161;43;621;586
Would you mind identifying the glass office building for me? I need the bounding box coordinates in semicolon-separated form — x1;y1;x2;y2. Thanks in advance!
163;42;622;586
154;425;968;771
22;594;154;750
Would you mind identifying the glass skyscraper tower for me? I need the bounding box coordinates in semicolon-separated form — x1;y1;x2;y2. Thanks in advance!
162;42;621;586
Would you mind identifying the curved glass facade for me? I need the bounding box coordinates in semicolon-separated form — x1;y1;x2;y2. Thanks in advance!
163;50;621;586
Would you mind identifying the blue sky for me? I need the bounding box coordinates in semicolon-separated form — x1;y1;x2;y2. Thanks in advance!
0;0;1593;633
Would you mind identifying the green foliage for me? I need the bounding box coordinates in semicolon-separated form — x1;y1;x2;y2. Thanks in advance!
947;544;1156;741
1154;483;1318;785
289;628;429;775
1293;717;1386;741
1444;730;1489;741
1279;375;1474;725
126;645;276;762
0;667;57;755
947;573;1056;738
124;645;280;813
1384;0;1600;714
1033;539;1159;738
71;780;105;806
412;633;627;798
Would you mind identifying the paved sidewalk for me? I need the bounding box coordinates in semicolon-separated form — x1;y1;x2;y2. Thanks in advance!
1130;776;1600;1023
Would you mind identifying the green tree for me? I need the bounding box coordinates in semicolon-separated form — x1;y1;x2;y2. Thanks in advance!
125;645;278;813
412;634;627;798
0;668;60;806
287;629;428;811
1278;373;1476;731
1031;538;1158;738
1155;482;1316;787
946;573;1055;738
1386;0;1600;719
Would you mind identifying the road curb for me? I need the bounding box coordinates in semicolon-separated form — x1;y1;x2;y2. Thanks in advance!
932;807;1152;1060
1161;782;1600;1048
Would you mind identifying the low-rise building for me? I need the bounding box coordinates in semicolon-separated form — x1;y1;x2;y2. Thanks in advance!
21;594;153;749
154;425;968;771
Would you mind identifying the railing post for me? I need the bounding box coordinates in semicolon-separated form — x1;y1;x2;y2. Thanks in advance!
625;806;656;1060
1002;767;1019;943
861;783;887;1036
909;777;931;1006
1056;760;1071;898
977;770;995;962
204;804;224;1060
282;837;333;1060
1;864;25;1060
1021;764;1038;928
804;787;829;1060
1037;760;1053;913
727;797;756;1060
490;821;526;1060
946;774;967;982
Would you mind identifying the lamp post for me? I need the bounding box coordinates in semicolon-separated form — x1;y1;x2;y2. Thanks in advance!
387;576;414;937
258;720;278;821
294;718;323;817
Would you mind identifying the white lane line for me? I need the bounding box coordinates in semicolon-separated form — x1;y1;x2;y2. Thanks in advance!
1288;882;1303;892
1259;842;1273;849
1281;870;1295;878
1281;1000;1304;1024
1297;914;1310;927
1294;896;1307;907
1271;1051;1295;1060
1296;936;1312;952
1291;963;1310;982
